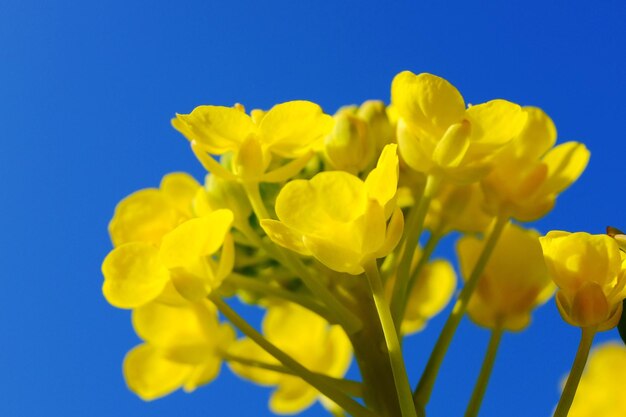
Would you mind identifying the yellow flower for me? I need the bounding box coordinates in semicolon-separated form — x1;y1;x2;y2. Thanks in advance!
228;303;352;414
172;101;334;182
103;173;237;308
108;172;201;247
102;208;234;308
391;71;526;182
458;224;554;331
401;259;457;335
124;300;235;401
540;231;626;330
260;144;404;274
481;107;590;221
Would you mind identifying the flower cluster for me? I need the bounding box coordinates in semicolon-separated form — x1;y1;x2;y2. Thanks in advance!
102;71;625;417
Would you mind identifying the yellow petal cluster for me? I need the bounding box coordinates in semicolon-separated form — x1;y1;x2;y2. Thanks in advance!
540;231;626;330
102;173;235;308
482;107;590;221
458;224;554;331
392;71;526;182
566;342;626;417
124;301;235;400
173;101;334;182
261;144;403;274
228;303;352;414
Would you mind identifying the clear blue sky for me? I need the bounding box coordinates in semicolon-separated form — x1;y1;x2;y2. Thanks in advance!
2;1;625;416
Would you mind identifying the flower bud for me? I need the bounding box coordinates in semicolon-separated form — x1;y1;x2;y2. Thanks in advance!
324;112;375;174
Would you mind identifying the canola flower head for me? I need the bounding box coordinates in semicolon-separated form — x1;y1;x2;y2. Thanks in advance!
124;300;235;400
540;231;626;330
391;71;527;182
261;144;403;274
228;303;352;414
458;223;554;331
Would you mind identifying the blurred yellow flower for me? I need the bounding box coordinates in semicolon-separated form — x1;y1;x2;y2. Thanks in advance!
540;231;626;330
425;182;493;235
324;108;376;174
566;342;626;417
261;144;403;274
173;101;334;182
401;258;457;334
391;71;526;182
482;107;590;221
228;303;352;414
124;301;235;401
458;223;554;331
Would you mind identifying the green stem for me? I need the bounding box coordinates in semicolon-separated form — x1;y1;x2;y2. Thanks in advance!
413;215;509;410
223;353;363;398
363;260;417;417
210;295;375;417
392;227;444;330
464;327;504;417
242;181;362;334
227;273;331;320
553;327;597;417
392;176;440;329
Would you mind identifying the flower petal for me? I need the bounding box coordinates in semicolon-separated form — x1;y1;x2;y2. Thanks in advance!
541;142;590;194
173;106;255;154
124;344;190;401
102;243;170;309
259;101;334;158
466;99;526;146
391;71;465;139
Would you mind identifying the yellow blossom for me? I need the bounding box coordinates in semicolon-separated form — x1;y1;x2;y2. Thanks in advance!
324;109;375;174
391;71;526;182
124;300;235;401
540;231;626;330
481;107;590;221
228;303;352;414
172;101;334;182
458;224;555;331
566;342;626;417
260;144;404;274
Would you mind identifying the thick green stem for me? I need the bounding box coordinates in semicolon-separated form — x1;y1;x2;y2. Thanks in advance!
223;353;363;398
363;260;417;417
392;176;440;329
210;295;375;417
413;215;509;411
553;327;597;417
464;327;504;417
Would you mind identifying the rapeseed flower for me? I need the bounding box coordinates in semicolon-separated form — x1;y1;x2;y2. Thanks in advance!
458;224;554;331
124;300;235;400
173;101;334;182
540;231;626;330
391;71;526;182
260;144;403;274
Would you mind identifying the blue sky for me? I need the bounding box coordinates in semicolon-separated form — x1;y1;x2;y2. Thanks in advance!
2;1;625;416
